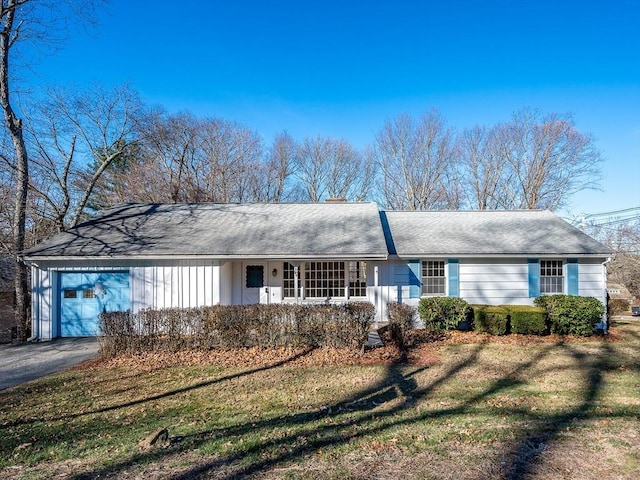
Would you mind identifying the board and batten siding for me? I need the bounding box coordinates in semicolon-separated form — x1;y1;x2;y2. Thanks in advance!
31;265;57;339
130;259;223;312
30;259;226;340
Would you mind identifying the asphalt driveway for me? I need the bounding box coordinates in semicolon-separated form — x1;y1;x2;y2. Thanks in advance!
0;337;100;390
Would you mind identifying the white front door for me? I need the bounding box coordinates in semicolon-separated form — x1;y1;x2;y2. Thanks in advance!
242;263;268;305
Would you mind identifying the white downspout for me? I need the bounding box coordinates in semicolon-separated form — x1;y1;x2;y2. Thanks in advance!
602;257;612;334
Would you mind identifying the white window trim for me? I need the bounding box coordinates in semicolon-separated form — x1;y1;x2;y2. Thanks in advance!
282;261;368;300
420;259;447;297
540;259;565;295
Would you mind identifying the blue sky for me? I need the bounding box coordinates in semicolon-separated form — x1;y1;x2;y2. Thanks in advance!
24;0;640;219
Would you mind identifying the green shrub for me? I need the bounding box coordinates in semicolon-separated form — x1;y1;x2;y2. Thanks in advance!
534;295;604;337
418;297;471;333
473;305;510;335
387;302;415;348
509;306;548;335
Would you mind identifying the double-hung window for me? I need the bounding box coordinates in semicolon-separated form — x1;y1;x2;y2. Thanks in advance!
283;262;296;298
348;261;367;297
540;260;563;294
421;260;446;296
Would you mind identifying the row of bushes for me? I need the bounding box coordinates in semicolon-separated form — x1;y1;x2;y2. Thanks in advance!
473;305;547;335
389;295;605;339
99;302;375;356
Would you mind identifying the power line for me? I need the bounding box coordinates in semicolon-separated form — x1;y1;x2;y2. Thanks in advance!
583;206;640;219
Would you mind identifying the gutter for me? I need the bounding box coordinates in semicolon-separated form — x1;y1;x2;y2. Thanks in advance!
22;254;390;262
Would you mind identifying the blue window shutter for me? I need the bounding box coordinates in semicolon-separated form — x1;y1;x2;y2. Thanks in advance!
448;259;459;297
567;259;579;295
408;259;421;298
528;259;540;298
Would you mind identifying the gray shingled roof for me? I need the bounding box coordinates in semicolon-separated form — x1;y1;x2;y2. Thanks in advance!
23;203;389;260
382;210;611;257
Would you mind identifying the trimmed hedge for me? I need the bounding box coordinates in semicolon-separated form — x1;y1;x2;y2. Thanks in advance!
473;305;510;335
534;295;604;337
418;297;472;333
509;306;547;335
608;298;629;316
387;302;416;348
99;302;375;356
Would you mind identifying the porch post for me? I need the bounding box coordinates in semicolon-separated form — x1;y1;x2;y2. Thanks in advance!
294;265;299;304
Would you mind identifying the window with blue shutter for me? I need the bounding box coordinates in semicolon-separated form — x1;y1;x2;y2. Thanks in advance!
528;259;540;298
408;259;421;298
448;259;459;297
567;259;579;295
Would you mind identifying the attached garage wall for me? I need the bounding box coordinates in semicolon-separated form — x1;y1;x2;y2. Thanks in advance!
30;259;225;340
130;259;223;312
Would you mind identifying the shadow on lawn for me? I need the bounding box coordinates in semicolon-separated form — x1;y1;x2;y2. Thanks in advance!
4;332;635;480
496;339;619;480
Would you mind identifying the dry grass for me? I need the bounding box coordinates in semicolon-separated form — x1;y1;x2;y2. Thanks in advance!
0;316;638;480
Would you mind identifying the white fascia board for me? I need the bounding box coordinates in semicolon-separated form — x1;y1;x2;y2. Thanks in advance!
392;253;611;259
23;253;389;262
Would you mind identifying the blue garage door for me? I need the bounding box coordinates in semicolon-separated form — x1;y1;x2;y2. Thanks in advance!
60;272;131;337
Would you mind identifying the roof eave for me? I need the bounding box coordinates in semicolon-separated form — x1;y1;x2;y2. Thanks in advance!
23;253;389;262
392;252;612;258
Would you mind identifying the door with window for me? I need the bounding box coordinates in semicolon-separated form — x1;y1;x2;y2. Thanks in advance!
59;272;130;336
242;263;269;305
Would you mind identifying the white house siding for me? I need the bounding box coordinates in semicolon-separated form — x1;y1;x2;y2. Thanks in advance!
371;260;413;311
31;266;56;340
459;259;531;306
219;261;233;305
30;259;225;340
130;259;222;312
577;258;607;304
379;257;608;311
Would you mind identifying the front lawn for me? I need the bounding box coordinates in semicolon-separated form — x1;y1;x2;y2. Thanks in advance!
1;318;639;479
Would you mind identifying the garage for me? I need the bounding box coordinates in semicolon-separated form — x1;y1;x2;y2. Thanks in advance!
59;272;131;336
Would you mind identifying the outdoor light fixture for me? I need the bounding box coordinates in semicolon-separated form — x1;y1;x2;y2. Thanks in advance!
94;281;106;296
272;268;278;277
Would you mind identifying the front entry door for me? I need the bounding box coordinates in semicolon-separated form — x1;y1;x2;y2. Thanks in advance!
242;263;268;305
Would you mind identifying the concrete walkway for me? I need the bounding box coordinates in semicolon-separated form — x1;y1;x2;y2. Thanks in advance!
0;337;100;391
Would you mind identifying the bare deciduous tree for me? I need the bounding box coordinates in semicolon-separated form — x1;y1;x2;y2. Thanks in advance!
459;125;511;210
244;132;294;202
591;220;640;298
92;114;267;205
372;110;458;210
25;84;148;230
459;108;603;210
0;0;104;339
292;136;373;202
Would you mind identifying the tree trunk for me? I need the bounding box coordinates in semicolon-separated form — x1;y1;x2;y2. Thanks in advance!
1;2;30;340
